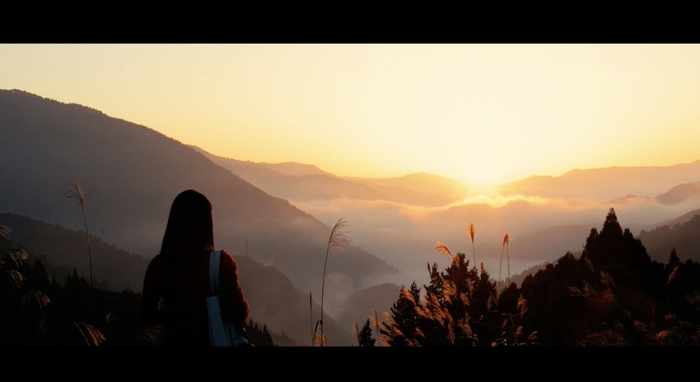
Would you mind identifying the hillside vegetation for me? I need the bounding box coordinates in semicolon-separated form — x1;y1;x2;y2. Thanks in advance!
374;209;700;346
0;89;396;298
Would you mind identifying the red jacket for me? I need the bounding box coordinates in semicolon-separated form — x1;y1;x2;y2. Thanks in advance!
141;249;249;346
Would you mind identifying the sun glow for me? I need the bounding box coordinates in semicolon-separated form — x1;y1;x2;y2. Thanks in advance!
2;44;700;183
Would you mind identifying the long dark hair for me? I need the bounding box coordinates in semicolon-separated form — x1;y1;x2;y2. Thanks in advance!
160;190;214;266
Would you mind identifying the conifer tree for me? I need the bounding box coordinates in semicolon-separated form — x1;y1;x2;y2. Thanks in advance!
382;282;421;346
358;319;375;347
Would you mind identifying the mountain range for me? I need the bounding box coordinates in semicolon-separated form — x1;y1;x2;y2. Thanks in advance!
191;145;471;207
3;88;700;345
189;124;700;288
0;89;398;345
0;89;396;291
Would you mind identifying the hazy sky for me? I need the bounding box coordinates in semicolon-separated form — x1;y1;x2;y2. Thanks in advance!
3;44;700;186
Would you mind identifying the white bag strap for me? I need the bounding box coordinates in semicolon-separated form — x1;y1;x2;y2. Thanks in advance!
209;250;222;294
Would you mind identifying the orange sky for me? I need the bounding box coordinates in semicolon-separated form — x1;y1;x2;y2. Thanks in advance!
3;44;700;186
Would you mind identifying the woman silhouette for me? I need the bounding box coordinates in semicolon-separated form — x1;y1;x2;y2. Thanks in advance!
141;190;249;346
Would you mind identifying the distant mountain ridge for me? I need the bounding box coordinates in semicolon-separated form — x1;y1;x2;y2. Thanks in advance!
192;146;472;207
638;210;700;264
263;162;332;177
645;207;700;230
0;89;397;298
656;182;700;205
499;162;700;202
195;142;700;211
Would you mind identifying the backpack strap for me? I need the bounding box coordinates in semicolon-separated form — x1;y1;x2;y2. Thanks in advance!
209;250;222;294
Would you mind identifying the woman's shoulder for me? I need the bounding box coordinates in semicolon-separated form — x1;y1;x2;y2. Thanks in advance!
150;253;163;261
146;253;164;270
219;249;238;267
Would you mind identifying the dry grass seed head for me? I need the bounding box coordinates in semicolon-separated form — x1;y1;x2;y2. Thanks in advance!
6;270;25;289
441;281;457;305
328;218;350;252
353;321;360;343
465;278;474;297
447;324;456;344
412;327;425;339
460;292;470;308
74;321;105;346
139;326;163;344
600;271;616;288
5;248;28;268
655;330;671;342
426;292;442;312
399;285;417;305
487;292;496;312
106;309;118;324
467;223;475;244
435;241;454;260
417;294;443;323
517;294;528;316
0;225;11;241
376;335;391;347
66;180;89;209
667;266;680;284
633;320;648;333
569;286;584;298
527;331;538;342
415;303;431;321
515;326;524;341
21;290;50;311
382;312;398;328
381;314;407;341
371;309;379;330
457;312;473;338
313;327;327;346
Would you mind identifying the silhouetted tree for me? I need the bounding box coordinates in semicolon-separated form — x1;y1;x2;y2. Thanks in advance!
384;253;500;346
242;320;274;346
381;282;421;346
357;319;375;347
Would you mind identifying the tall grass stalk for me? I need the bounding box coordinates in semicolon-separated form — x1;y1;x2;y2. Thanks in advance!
467;223;476;269
499;233;510;290
309;291;313;345
371;308;379;344
318;218;349;346
506;235;511;285
352;321;360;344
66;180;93;290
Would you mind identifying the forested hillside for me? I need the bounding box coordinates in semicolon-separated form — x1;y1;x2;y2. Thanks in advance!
375;209;700;346
0;216;351;345
0;89;397;297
